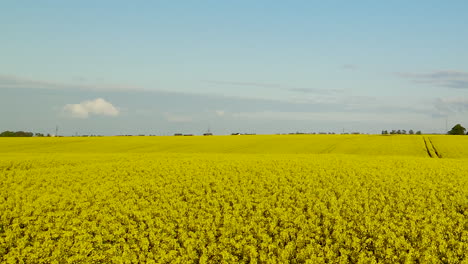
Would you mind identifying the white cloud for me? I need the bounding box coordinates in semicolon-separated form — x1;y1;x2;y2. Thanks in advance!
63;98;120;119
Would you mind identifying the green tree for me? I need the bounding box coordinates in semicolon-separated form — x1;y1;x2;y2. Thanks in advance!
448;124;466;135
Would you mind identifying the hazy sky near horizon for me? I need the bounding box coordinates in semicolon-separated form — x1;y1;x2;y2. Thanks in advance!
1;1;468;135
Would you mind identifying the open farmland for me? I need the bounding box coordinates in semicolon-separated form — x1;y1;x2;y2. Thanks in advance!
0;135;467;263
427;135;468;159
0;134;433;156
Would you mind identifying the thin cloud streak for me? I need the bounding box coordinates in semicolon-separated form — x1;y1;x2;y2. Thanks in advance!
342;64;358;70
163;112;194;123
231;111;429;124
288;88;343;94
0;74;143;91
434;97;468;116
204;80;343;95
398;70;468;89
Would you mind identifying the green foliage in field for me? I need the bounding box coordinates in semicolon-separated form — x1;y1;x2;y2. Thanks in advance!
1;153;467;263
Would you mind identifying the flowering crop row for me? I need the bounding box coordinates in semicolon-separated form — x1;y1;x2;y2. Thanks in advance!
1;152;466;263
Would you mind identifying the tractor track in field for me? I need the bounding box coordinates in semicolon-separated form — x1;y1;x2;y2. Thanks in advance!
423;137;433;158
423;137;441;158
428;138;442;158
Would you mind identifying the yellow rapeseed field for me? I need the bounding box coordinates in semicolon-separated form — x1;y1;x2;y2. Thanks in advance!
0;135;467;263
428;135;468;159
0;134;431;156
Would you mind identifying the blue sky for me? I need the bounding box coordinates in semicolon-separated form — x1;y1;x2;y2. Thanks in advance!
1;1;468;135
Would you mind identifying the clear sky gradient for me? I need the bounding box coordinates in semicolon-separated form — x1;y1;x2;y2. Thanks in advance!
1;1;467;135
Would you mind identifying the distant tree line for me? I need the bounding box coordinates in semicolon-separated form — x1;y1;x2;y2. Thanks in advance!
0;131;34;137
381;129;421;135
381;124;468;135
2;125;467;137
0;131;50;137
